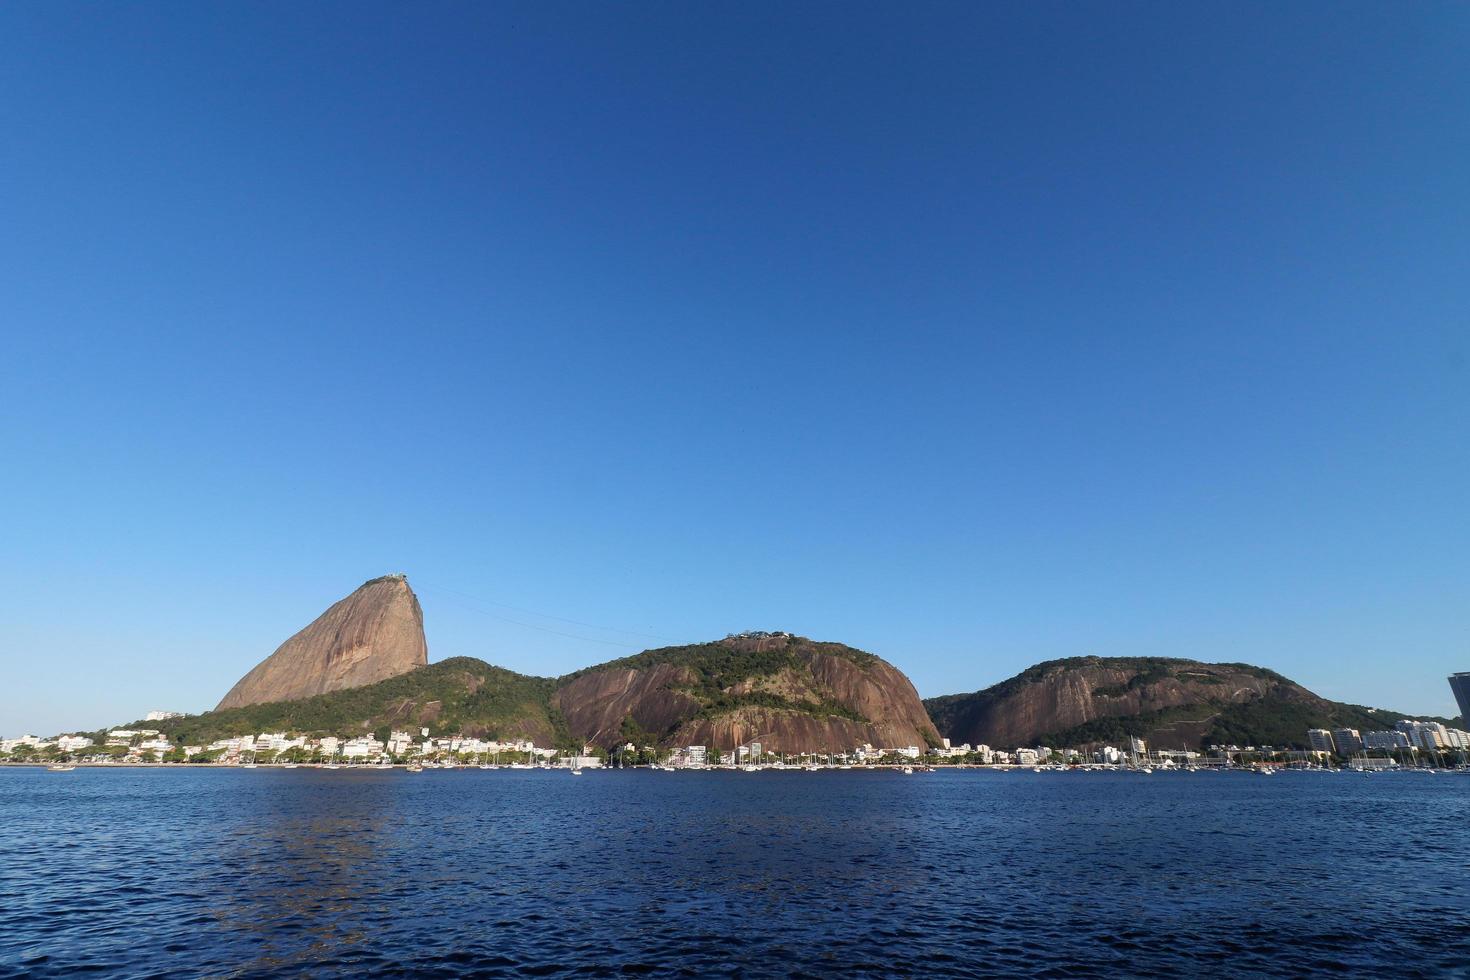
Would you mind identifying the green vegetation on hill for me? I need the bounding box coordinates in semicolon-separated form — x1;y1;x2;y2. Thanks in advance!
925;656;1287;736
1035;705;1214;747
127;636;901;746
569;634;881;722
136;658;559;744
925;656;1451;751
691;691;868;723
588;641;796;687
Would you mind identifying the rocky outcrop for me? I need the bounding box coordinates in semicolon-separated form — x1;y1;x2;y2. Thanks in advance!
552;633;941;754
553;663;705;745
924;657;1365;750
216;575;428;710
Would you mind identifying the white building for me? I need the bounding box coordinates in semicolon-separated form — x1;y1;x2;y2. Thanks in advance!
255;732;295;752
387;731;415;756
107;729;158;744
1307;729;1336;754
137;737;172;756
1362;731;1409;751
1331;729;1364;756
341;737;383;759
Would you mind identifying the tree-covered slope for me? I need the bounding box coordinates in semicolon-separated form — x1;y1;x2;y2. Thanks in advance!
128;633;941;754
136;658;561;745
554;632;941;753
924;656;1455;751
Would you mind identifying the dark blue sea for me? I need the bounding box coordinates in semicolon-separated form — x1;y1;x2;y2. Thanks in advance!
1;767;1467;978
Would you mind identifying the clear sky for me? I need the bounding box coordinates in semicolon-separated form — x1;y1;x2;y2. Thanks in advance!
2;3;1467;736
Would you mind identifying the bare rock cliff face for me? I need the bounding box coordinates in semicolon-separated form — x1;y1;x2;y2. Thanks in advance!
553;664;705;744
552;635;941;754
217;575;428;710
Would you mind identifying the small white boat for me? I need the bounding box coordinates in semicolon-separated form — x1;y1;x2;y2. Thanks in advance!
322;763;341;770
280;763;298;769
47;764;76;772
901;766;914;775
406;764;424;773
570;768;583;776
240;763;258;769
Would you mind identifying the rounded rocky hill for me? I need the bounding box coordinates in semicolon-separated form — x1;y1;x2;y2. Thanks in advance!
924;656;1400;750
552;632;942;754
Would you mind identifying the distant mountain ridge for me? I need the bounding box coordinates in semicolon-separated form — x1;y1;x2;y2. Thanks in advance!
139;577;1455;753
149;609;939;753
924;656;1456;751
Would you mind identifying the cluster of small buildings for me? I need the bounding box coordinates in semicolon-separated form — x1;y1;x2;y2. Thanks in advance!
1;729;175;759
664;741;933;768
1;725;583;765
661;740;1169;768
1;734;81;754
655;736;1226;769
1308;720;1470;757
928;736;1181;767
190;730;567;764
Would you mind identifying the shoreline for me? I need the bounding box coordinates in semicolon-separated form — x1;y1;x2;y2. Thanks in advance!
5;761;1462;774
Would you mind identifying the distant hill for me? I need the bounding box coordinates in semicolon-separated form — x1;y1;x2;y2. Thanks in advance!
147;658;560;747
554;632;941;754
924;657;1455;751
139;631;940;754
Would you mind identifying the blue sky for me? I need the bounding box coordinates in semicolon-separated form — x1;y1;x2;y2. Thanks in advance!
2;3;1467;735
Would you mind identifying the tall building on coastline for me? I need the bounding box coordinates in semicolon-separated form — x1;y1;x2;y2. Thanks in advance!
1331;728;1363;756
1450;673;1470;721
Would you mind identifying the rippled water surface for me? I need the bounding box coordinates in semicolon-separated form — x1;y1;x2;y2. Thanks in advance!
1;767;1467;978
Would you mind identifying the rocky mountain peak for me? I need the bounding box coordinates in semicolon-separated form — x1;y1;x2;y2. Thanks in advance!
215;575;428;710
